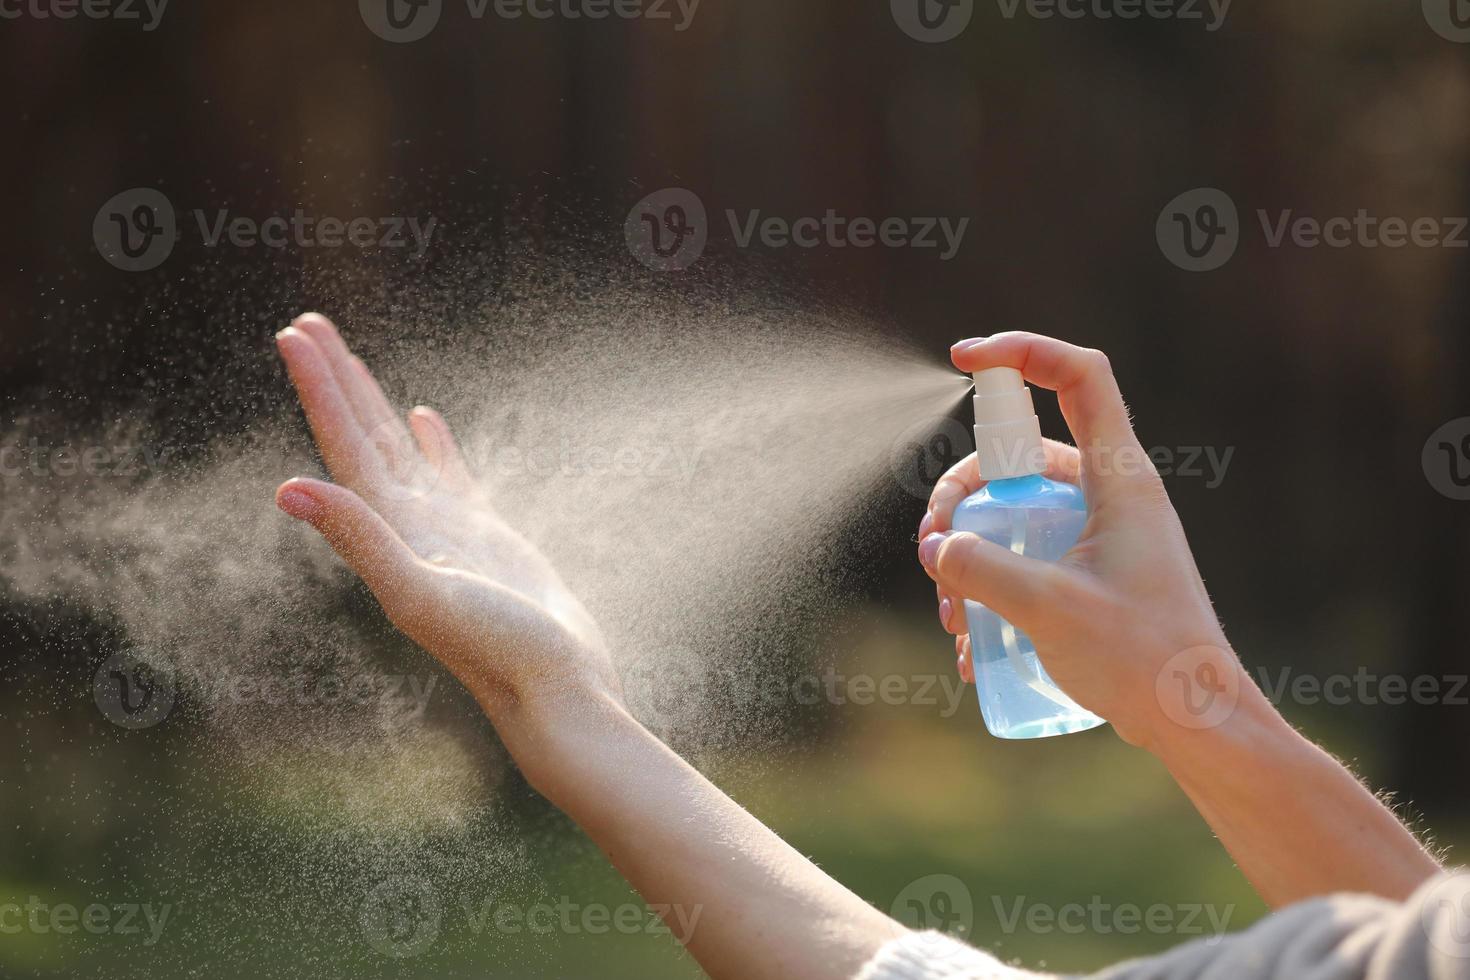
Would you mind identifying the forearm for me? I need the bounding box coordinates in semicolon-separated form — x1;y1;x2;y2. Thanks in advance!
490;688;906;980
1149;668;1441;907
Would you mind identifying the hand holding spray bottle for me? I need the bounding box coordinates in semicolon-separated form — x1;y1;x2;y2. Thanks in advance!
953;367;1106;739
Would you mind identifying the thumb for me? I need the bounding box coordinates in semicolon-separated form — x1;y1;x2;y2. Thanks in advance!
275;478;422;601
919;531;1069;634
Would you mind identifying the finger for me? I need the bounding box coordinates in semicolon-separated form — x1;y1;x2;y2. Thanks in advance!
275;478;423;603
928;438;1080;533
938;583;967;634
290;313;418;471
925;438;1075;639
956;634;974;685
276;327;375;486
407;406;474;492
951;333;1141;468
928;456;978;527
919;530;1070;634
1041;438;1082;485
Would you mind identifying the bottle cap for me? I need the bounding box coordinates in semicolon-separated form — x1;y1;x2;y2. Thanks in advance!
972;367;1045;479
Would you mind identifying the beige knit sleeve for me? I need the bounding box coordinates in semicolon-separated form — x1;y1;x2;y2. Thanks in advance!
855;930;1051;980
856;872;1470;980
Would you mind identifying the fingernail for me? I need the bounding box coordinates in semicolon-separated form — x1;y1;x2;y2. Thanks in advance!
950;337;987;353
939;596;952;629
277;486;320;521
918;511;934;539
917;531;950;570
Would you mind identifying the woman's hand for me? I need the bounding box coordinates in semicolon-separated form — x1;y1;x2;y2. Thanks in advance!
919;332;1441;908
271;312;907;978
273;313;619;726
917;332;1235;750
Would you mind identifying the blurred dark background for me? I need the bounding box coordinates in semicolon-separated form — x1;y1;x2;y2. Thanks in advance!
2;2;1469;977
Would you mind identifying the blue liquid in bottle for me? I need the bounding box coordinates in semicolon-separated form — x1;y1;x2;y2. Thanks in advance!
955;365;1107;739
953;474;1105;738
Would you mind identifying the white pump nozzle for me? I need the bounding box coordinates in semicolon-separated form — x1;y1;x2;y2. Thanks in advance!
972;367;1045;480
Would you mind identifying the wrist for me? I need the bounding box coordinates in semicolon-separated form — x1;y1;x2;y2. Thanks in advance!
1142;655;1293;771
483;681;643;797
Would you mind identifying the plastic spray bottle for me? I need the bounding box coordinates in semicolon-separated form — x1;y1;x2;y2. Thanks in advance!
953;367;1107;739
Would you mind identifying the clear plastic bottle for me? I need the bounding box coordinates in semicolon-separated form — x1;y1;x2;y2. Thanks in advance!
954;368;1107;739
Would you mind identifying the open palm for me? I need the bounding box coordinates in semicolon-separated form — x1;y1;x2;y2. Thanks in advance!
273;313;615;717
